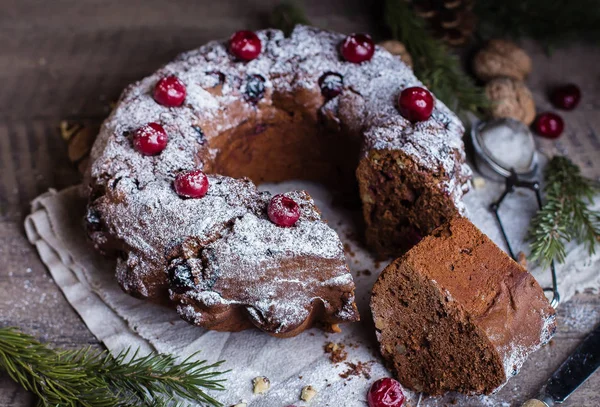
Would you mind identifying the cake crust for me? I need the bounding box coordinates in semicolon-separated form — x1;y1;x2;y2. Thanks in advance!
371;217;556;395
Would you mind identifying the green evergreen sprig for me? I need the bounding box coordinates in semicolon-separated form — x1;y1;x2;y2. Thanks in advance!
383;0;488;116
475;0;600;47
269;2;311;36
0;327;227;407
528;156;600;268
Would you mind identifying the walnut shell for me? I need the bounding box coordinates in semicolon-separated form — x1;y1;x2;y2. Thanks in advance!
379;40;413;68
485;77;536;125
473;39;532;81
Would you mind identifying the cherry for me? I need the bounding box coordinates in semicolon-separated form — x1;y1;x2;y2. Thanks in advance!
533;112;564;139
319;72;344;99
229;30;262;61
132;123;168;156
340;33;375;64
153;75;186;107
367;378;405;407
174;169;209;198
551;84;581;111
398;87;434;122
268;195;300;227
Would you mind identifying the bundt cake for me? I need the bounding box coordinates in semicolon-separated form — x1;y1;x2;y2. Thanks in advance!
371;217;556;395
85;25;470;336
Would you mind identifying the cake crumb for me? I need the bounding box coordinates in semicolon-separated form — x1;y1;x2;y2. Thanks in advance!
339;361;374;380
300;385;317;402
324;342;347;363
517;252;527;268
252;376;270;394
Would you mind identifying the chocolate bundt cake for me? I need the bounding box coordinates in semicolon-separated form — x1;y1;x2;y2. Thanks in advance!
371;217;556;395
85;25;470;336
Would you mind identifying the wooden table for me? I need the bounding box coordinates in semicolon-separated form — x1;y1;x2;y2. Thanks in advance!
1;1;598;405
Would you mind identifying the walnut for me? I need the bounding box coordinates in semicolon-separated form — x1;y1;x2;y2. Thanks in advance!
473;39;532;81
485;77;536;125
300;385;317;402
252;376;270;394
379;40;413;68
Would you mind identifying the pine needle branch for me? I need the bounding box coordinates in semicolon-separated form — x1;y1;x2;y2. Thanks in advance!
475;0;600;46
383;0;488;116
0;327;227;407
270;1;310;36
528;156;600;268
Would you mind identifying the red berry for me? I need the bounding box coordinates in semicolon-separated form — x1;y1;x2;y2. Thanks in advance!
533;112;564;139
229;30;262;61
551;84;581;110
268;195;300;227
174;169;209;199
319;72;344;99
367;378;405;407
340;33;375;63
398;87;434;122
153;75;186;107
132;123;168;155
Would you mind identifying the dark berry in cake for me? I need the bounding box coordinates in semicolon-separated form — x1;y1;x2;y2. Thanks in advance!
244;74;266;104
367;378;405;407
341;34;375;64
551;84;581;111
268;194;300;227
319;72;344;99
168;261;195;293
533;112;564;139
174;169;209;198
85;208;102;233
229;30;262;61
398;87;434;122
153;75;186;107
132;123;169;156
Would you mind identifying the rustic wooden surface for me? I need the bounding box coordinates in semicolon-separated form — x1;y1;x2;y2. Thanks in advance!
0;1;599;406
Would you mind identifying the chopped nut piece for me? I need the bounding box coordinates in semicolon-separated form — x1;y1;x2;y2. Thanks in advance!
517;252;528;269
252;376;270;394
300;385;317;402
231;404;247;407
324;342;347;363
472;177;486;190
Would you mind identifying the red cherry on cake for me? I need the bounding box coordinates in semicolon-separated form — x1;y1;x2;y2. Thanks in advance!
367;378;405;407
551;84;581;110
229;30;262;61
153;75;186;107
533;112;564;139
398;86;434;122
174;169;209;199
268;194;300;227
341;33;375;64
132;123;168;156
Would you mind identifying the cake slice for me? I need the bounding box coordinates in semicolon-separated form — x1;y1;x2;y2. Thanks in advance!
370;217;556;395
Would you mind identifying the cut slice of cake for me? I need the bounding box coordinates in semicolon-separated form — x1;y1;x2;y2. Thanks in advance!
370;216;556;395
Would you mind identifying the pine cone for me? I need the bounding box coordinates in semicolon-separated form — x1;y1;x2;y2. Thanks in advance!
410;0;477;46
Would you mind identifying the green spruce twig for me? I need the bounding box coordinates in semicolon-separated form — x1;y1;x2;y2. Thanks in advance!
528;156;600;268
0;327;227;407
383;0;488;116
269;1;310;36
475;0;600;47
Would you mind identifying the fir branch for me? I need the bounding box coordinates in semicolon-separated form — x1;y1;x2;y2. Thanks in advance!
475;0;600;46
528;156;600;268
383;0;488;116
270;1;310;36
0;327;226;407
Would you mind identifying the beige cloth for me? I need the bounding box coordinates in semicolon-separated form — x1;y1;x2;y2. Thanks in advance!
24;180;600;406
